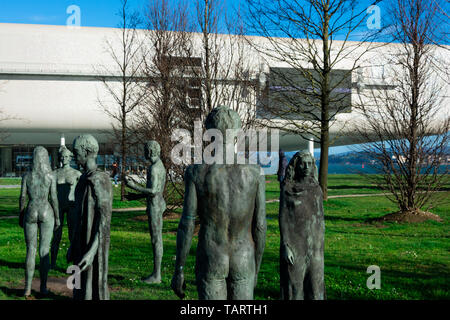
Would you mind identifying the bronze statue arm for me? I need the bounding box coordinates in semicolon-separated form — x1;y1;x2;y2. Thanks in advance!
278;191;294;265
19;174;28;228
79;234;99;272
171;167;196;299
50;173;60;228
125;167;164;196
252;173;267;288
19;174;27;213
79;176;112;272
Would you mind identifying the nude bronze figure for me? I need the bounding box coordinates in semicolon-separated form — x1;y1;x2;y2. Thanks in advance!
124;141;166;284
68;134;112;300
19;146;60;296
50;145;81;268
171;106;267;300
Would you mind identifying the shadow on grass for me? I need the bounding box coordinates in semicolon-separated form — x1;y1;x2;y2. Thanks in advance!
325;215;370;222
0;259;68;275
0;259;23;269
328;185;381;191
325;227;445;239
0;286;70;300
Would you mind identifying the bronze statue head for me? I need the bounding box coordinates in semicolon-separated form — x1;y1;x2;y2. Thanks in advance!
145;140;161;164
58;145;73;167
284;151;318;184
73;134;99;168
205;106;242;135
32;146;52;173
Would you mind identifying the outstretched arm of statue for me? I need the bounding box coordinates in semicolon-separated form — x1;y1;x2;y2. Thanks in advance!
19;174;27;228
124;167;163;197
50;173;60;230
252;174;267;288
171;167;196;299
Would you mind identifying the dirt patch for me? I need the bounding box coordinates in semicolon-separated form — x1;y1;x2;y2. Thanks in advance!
132;215;148;222
164;211;181;220
9;277;73;299
373;210;443;223
167;222;200;236
130;211;181;222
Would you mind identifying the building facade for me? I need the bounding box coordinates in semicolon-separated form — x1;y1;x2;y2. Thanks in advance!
0;23;448;176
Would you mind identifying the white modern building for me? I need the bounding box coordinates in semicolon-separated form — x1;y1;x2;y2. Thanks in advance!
0;23;448;176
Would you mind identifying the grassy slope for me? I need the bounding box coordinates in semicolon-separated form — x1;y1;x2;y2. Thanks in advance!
0;175;448;300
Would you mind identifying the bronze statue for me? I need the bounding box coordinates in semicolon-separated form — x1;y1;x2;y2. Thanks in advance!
171;106;267;300
50;145;81;269
68;134;112;300
279;151;325;300
124;141;166;284
19;146;60;296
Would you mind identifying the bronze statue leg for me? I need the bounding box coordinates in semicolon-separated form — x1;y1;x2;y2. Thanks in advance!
143;208;163;284
288;259;307;300
67;205;77;244
24;220;38;296
38;215;54;294
228;277;254;300
308;254;325;300
228;251;255;299
197;277;227;300
50;207;65;268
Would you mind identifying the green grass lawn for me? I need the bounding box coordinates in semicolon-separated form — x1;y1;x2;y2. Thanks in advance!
0;178;22;186
0;175;448;300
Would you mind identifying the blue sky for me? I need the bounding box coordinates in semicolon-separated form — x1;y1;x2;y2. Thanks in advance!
0;0;384;29
0;0;144;27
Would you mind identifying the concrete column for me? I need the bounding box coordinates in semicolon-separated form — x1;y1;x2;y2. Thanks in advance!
60;133;65;146
309;137;314;157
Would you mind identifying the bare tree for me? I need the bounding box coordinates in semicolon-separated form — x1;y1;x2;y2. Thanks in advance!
193;0;258;130
132;0;195;209
0;108;12;142
131;0;260;207
98;0;146;200
245;0;382;199
354;0;449;220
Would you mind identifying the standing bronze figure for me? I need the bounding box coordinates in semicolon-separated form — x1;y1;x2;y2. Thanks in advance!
19;146;60;296
279;151;325;300
68;134;112;300
171;106;267;300
125;141;166;284
50;146;81;268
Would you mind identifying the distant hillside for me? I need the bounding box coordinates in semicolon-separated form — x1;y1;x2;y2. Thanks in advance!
328;151;372;164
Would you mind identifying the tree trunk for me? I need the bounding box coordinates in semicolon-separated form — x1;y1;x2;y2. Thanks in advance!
319;124;329;200
203;13;212;114
319;7;330;201
120;112;126;201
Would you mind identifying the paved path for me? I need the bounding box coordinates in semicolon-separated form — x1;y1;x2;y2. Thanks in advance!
109;193;394;212
0;185;20;189
2;191;445;218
